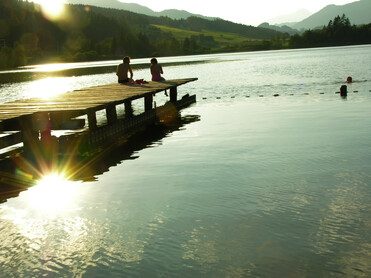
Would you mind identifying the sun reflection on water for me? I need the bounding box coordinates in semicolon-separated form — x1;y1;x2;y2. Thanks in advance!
27;77;72;99
26;173;78;212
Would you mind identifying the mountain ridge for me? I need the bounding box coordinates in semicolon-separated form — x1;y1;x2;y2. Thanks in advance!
65;0;371;32
65;0;217;21
293;0;371;30
265;9;312;25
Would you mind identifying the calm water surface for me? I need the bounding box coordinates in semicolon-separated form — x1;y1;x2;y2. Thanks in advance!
0;45;370;277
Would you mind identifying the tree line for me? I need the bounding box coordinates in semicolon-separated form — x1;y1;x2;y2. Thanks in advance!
289;14;371;48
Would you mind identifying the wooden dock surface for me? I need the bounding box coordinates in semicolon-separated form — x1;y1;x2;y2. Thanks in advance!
0;78;197;130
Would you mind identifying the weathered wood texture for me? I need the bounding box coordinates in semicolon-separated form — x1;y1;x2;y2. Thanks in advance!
0;78;197;130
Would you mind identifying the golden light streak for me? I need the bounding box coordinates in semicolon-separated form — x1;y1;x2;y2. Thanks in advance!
35;0;65;20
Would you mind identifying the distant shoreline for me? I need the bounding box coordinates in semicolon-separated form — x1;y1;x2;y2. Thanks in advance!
2;43;371;73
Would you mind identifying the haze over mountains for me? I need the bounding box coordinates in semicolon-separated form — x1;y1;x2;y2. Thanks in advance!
293;0;371;30
265;9;313;25
65;0;371;31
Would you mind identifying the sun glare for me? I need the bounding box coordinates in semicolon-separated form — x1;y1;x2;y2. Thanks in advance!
36;0;65;20
27;77;71;99
26;173;78;212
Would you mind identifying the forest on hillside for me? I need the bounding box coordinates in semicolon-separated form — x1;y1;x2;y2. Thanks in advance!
226;14;371;53
0;0;370;69
0;0;282;69
289;14;371;48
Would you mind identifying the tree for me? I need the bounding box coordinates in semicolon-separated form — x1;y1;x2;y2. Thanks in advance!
289;14;362;48
182;37;191;54
0;46;12;68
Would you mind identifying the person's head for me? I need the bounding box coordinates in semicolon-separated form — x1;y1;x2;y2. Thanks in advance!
346;76;352;83
151;58;158;65
123;56;130;64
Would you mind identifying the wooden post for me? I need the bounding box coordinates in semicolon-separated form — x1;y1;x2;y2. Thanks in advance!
125;101;133;118
106;104;117;124
19;116;39;156
145;94;153;111
170;87;177;102
37;112;52;141
87;110;97;130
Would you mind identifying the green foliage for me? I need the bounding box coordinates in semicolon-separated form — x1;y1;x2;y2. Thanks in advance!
0;0;286;68
0;46;13;68
151;24;252;48
150;16;279;40
1;1;369;69
0;43;26;68
289;14;371;48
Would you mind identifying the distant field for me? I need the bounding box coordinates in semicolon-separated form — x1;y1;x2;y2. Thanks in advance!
151;24;261;47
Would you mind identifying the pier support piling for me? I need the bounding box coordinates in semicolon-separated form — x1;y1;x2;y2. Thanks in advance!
170;87;177;102
19;116;39;156
125;102;133;118
106;104;118;124
87;110;97;130
145;94;153;111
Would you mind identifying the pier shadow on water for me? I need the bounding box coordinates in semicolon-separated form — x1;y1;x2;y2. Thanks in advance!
0;113;200;204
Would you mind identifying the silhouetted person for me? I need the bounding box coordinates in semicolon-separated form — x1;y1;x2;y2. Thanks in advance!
340;85;347;97
116;56;133;83
150;58;165;81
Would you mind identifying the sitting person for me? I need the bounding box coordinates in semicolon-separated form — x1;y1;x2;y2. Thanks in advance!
150;58;165;81
116;56;133;83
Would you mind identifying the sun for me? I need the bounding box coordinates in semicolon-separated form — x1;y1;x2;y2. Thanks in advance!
26;173;78;212
35;0;65;20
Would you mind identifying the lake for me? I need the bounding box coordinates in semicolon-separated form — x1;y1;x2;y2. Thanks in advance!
0;45;371;277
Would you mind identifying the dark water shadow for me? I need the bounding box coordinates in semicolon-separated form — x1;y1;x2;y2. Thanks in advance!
0;113;200;203
0;66;118;84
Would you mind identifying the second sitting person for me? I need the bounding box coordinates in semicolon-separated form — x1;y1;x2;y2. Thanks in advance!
150;58;165;81
116;56;133;83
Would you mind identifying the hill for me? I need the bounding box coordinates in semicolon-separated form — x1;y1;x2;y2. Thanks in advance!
294;0;371;30
64;0;280;40
258;23;299;35
265;9;312;25
65;0;216;20
151;24;258;47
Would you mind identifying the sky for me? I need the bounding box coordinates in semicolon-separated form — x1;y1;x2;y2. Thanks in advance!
119;0;357;26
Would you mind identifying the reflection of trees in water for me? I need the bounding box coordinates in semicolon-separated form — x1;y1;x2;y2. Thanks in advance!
0;114;200;203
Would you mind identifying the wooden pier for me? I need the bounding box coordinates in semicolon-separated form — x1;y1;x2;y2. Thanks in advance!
0;78;197;158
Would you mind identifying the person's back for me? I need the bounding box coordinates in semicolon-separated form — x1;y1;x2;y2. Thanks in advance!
150;58;164;81
116;56;133;83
